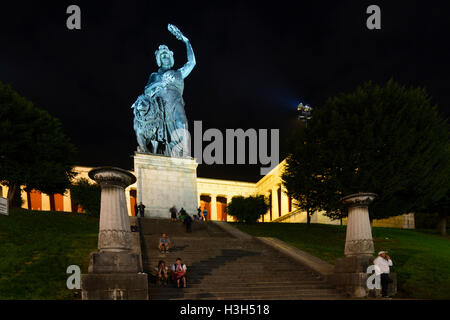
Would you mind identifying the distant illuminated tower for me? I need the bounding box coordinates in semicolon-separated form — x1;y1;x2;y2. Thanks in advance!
297;103;312;126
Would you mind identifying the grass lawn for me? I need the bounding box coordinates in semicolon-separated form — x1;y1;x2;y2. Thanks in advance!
0;208;98;300
233;222;450;299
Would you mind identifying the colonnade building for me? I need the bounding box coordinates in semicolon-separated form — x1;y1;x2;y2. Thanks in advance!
0;159;415;229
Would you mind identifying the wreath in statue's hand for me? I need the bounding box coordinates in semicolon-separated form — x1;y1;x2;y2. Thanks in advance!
168;24;188;42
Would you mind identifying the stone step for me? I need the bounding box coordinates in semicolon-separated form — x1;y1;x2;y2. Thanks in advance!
149;276;323;283
168;294;345;300
144;267;314;273
149;284;335;291
149;286;340;293
150;290;345;300
147;273;317;278
139;218;344;300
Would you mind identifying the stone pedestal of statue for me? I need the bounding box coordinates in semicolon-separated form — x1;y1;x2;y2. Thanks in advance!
328;193;396;297
81;167;148;300
134;152;199;218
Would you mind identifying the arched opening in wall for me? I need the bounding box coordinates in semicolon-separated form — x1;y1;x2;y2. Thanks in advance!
216;196;227;221
200;195;211;220
130;189;137;216
27;190;42;211
49;193;64;211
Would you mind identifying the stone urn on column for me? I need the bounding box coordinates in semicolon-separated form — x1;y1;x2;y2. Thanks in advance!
330;192;377;298
81;167;148;300
342;193;377;257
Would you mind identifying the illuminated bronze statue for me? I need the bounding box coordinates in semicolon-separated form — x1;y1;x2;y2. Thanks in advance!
132;24;196;156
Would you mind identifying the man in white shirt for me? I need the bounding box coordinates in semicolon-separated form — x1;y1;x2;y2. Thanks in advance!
373;251;393;298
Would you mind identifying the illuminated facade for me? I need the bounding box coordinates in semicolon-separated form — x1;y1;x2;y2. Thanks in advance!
0;159;415;229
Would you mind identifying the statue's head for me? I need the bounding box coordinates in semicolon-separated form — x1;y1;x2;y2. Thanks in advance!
155;44;174;69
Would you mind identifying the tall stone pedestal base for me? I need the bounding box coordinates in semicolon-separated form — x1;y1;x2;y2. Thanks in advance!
329;255;374;298
81;167;148;300
134;152;199;218
81;273;148;300
329;254;397;298
81;251;148;300
330;193;396;298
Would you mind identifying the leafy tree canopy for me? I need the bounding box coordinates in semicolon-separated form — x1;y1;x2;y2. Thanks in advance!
0;81;77;206
283;79;449;220
69;178;101;216
226;195;269;224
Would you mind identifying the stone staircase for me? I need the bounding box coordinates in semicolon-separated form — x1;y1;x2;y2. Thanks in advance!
139;218;346;300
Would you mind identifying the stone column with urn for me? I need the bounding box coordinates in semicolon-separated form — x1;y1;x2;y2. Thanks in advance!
329;193;397;298
81;167;148;300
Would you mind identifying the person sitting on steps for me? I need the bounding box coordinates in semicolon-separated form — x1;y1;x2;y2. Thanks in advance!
171;258;187;288
155;260;169;286
159;233;171;253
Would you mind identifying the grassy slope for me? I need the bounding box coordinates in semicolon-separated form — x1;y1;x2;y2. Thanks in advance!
0;208;98;300
233;222;450;299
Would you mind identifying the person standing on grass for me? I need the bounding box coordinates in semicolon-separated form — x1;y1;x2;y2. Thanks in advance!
374;251;394;298
202;207;208;221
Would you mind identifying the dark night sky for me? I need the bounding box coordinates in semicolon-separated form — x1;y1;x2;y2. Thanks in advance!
1;1;449;182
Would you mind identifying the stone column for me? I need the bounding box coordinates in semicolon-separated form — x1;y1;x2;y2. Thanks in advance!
89;167;136;252
329;192;382;298
42;193;51;211
341;193;377;257
226;196;232;222
271;186;279;219
81;167;148;300
211;194;217;221
125;187;132;217
63;190;72;212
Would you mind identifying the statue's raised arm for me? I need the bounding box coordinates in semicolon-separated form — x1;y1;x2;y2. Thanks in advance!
168;24;196;79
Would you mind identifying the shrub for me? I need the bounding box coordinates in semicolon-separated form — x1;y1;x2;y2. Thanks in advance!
69;178;101;217
226;195;269;224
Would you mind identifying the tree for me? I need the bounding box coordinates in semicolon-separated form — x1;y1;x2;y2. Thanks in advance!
283;79;449;221
282;138;341;224
69;178;101;216
0;81;77;207
416;143;450;235
427;193;450;235
226;195;269;224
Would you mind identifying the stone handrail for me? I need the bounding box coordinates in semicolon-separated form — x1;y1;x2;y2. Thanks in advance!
271;208;302;223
